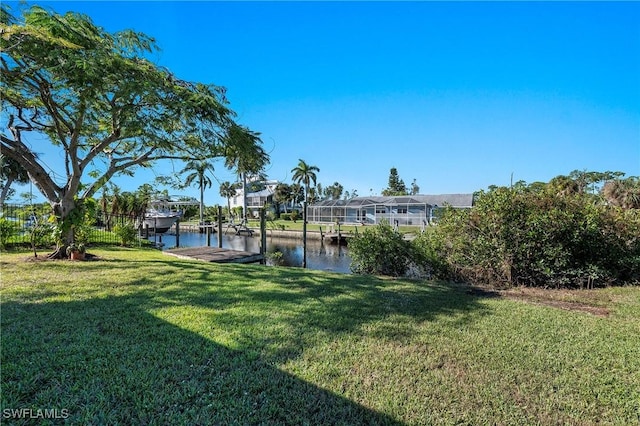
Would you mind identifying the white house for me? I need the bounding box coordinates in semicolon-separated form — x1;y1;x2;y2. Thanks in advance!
229;180;280;217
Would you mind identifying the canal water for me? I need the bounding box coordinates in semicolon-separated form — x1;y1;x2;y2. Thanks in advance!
149;232;352;274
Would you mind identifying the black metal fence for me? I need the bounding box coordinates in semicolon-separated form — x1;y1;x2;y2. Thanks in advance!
0;204;146;248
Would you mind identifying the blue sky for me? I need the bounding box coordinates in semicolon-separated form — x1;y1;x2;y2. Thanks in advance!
7;1;640;206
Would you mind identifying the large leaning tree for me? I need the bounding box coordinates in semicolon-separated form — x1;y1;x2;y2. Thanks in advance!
0;5;268;256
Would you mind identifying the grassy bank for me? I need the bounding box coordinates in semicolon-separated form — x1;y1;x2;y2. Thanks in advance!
258;220;418;235
182;218;417;235
2;248;639;424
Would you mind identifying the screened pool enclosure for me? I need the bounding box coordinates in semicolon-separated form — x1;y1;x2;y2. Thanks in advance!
306;194;473;226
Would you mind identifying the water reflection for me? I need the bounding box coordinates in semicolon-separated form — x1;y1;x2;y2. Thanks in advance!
150;232;352;274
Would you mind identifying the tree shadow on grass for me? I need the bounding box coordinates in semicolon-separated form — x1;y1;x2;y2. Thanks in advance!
111;259;493;365
2;296;403;425
2;257;494;424
29;256;494;365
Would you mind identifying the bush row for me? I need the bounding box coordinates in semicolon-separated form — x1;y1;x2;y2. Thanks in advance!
424;186;639;288
350;180;640;288
279;211;299;221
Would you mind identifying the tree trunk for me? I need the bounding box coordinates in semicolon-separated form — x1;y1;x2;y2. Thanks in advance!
199;177;204;225
242;172;248;220
0;176;15;207
47;197;77;259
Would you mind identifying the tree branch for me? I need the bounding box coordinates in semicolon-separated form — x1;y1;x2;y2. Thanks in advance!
1;133;61;202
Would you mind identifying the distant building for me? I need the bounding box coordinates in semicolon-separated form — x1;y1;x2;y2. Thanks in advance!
229;180;280;218
307;194;474;226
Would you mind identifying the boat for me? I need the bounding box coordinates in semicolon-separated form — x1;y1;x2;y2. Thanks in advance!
140;197;198;234
142;208;180;234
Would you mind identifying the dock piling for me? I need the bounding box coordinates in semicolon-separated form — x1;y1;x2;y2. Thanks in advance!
260;207;267;264
217;206;223;248
303;201;307;269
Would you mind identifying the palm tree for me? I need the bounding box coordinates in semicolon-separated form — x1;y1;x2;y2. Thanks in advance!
223;124;269;219
219;181;238;216
290;160;319;269
180;160;215;225
291;159;320;203
602;177;640;209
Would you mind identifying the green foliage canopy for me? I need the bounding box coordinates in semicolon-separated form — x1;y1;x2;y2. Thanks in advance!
1;154;30;205
353;171;639;288
0;5;267;248
418;173;640;288
291;159;320;203
381;167;408;196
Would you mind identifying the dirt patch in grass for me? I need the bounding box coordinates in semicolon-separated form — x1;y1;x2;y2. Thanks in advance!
465;286;501;298
464;284;611;317
499;287;611;317
21;255;52;262
21;252;103;262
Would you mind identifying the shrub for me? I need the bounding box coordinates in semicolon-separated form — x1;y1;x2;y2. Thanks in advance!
411;228;450;279
280;213;292;221
26;222;56;249
349;221;414;277
73;223;94;245
66;243;86;255
424;183;640;288
0;218;18;249
266;250;285;266
113;222;138;247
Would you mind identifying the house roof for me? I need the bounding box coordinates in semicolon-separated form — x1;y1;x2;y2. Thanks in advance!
246;187;275;198
417;194;474;208
309;194;474;208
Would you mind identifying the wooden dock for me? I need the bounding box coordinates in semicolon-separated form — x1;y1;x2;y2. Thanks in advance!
178;224;218;233
322;232;352;245
163;247;264;264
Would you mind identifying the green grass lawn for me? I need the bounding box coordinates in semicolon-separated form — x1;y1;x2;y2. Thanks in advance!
2;248;639;425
